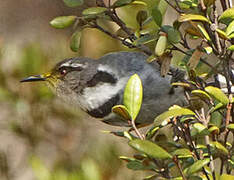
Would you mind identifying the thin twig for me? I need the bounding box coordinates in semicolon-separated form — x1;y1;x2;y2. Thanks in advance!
130;119;144;140
164;0;183;13
173;156;187;180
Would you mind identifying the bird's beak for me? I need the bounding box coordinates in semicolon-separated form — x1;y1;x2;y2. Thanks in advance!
20;73;51;83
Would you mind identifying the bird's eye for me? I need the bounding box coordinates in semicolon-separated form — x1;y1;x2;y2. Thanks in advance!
60;68;67;76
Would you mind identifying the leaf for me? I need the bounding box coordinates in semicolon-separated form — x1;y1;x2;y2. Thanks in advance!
197;24;211;41
227;45;234;51
210;141;228;155
146;126;160;139
112;105;131;120
155;34;167;56
191;89;211;101
220;174;234;180
63;0;83;7
82;7;107;16
219;7;234;24
124;74;143;121
216;29;229;40
167;28;181;44
154;107;195;126
178;14;210;23
227;123;234;130
211;102;225;112
208;125;219;134
70;30;82;52
172;148;192;158
50;16;76;29
152;6;162;27
226;20;234;35
186;158;210;175
133;34;157;46
112;0;133;7
129;139;172;159
205;86;229;105
127;160;154;170
210;111;222;127
193;123;209;136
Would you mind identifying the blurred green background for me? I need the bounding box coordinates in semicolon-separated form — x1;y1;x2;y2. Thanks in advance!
0;0;152;179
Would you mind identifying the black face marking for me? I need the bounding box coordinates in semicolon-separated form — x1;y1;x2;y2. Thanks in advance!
86;71;117;87
87;94;120;118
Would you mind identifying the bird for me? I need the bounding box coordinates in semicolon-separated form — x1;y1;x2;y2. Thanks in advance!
20;51;186;126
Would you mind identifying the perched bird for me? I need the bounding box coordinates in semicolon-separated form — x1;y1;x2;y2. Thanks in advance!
20;51;186;126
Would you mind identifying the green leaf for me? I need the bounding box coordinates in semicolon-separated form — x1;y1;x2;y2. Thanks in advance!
191;89;211;101
82;7;107;16
226;20;234;35
228;32;234;39
219;7;234;24
178;14;210;23
112;105;131;120
154;107;195;125
220;174;234;180
63;0;83;7
129;139;172;159
210;111;222;127
227;45;234;51
167;28;181;44
211;102;225;112
197;24;211;41
172;148;192;158
70;30;82;52
50;16;76;29
205;86;229;105
210;141;228;155
216;28;229;40
112;0;133;7
186;158;210;175
193;123;209;136
133;34;157;46
124;74;143;121
127;160;155;170
208;125;219;134
146;126;159;139
152;6;162;27
227;123;234;130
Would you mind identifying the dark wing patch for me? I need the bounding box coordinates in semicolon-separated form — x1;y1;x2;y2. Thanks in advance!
86;70;117;87
87;94;120;118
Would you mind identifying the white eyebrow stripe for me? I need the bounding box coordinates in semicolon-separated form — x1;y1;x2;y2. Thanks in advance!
60;62;87;68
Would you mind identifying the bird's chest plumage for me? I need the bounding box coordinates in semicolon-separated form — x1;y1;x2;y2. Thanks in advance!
78;77;128;118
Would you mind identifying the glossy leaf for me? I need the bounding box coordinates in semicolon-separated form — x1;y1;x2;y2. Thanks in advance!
172;148;192;158
146;126;159;139
227;123;234;130
82;7;107;16
112;105;131;121
155;35;167;56
193;123;209;135
152;6;162;27
154;107;195;125
210;141;228;155
178;14;210;23
70;30;82;52
124;74;143;121
226;20;234;35
127;160;155;170
197;24;211;41
167;28;181;44
216;29;229;40
112;0;133;7
191;89;211;101
220;174;234;180
227;45;234;51
186;158;210;175
129;139;172;159
205;86;229;105
208;125;219;134
50;16;76;29
63;0;83;7
219;7;234;24
211;102;225;112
